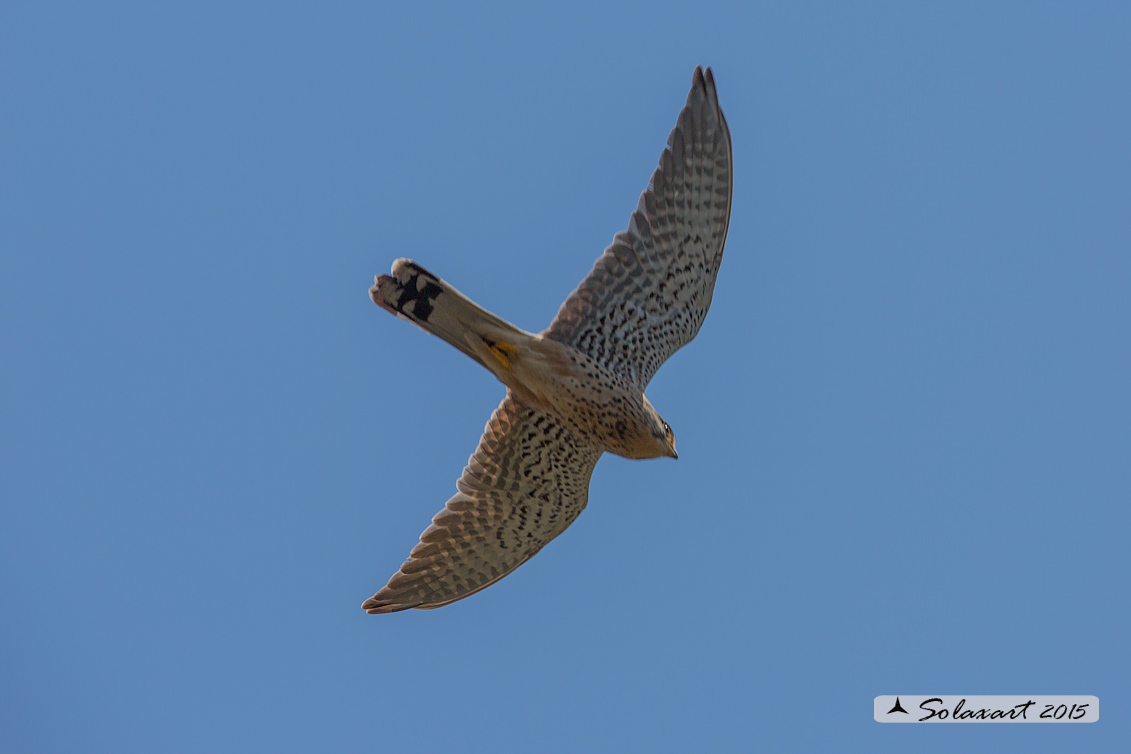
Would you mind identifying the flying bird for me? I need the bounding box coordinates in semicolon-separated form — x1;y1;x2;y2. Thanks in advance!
364;66;732;613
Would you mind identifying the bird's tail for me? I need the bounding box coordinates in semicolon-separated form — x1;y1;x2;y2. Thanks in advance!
370;259;531;372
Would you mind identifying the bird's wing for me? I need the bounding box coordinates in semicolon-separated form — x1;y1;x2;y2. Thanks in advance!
363;395;603;613
544;66;733;390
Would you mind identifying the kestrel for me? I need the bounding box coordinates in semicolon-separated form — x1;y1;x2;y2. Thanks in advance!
364;66;732;613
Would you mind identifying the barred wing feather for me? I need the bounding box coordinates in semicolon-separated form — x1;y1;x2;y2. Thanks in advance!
545;66;733;390
363;396;603;613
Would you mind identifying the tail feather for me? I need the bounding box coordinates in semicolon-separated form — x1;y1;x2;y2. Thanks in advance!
370;259;529;370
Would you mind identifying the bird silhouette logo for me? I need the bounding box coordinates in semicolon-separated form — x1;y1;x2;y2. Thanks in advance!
888;697;909;714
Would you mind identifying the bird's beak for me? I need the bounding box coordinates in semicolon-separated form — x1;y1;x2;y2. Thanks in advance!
668;441;679;460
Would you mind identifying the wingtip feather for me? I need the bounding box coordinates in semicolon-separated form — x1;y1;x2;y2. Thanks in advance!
688;66;721;114
362;598;414;614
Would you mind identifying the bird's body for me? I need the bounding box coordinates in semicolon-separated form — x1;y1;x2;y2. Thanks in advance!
364;67;732;613
373;260;670;460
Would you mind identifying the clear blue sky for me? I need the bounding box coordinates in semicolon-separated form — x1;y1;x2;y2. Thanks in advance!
2;2;1128;752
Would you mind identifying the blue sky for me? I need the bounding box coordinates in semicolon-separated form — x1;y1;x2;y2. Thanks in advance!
2;2;1128;751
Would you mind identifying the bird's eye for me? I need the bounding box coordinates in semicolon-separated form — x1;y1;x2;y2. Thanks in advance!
663;422;671;437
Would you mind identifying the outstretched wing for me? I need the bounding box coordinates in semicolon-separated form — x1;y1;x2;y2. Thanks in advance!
363;395;603;613
545;66;733;390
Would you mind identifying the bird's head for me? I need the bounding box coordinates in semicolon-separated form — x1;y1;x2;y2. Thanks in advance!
642;395;678;460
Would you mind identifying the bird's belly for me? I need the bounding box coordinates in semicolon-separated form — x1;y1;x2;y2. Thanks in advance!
506;340;651;456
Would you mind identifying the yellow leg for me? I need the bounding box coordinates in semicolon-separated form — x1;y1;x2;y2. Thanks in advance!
487;340;517;371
